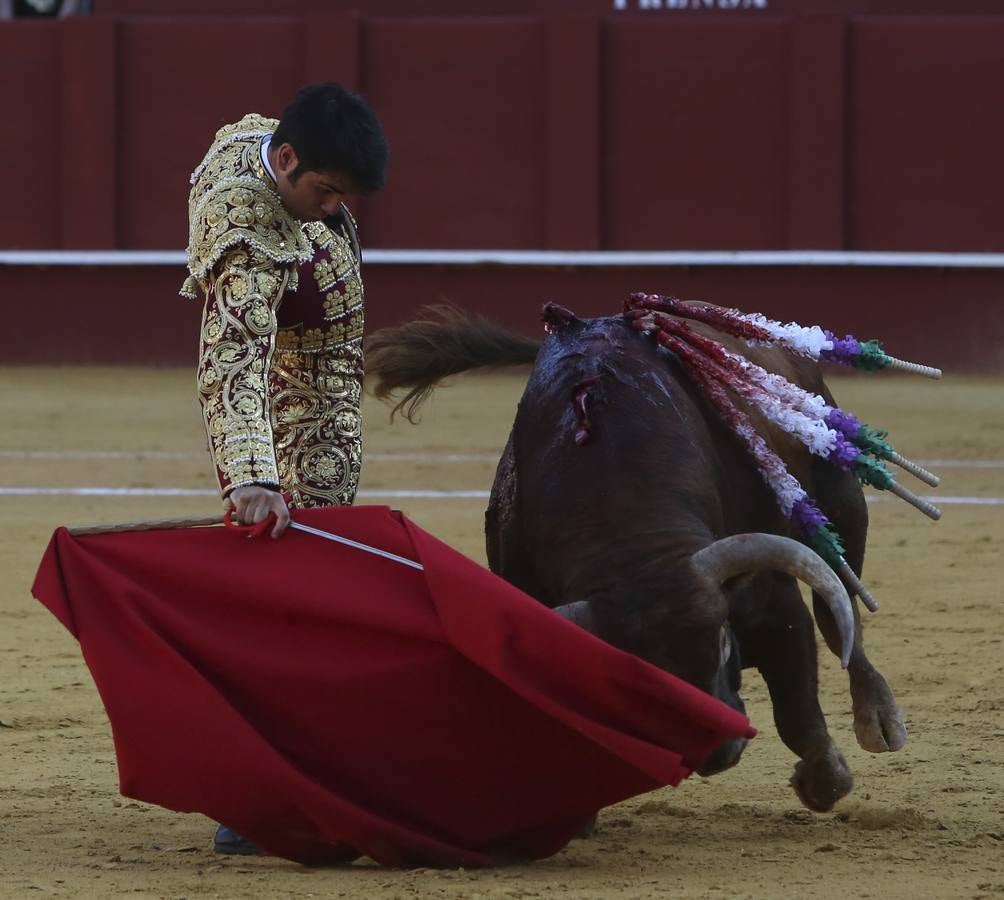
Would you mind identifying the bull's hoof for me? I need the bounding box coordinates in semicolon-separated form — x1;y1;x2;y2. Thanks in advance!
852;675;907;753
790;748;853;813
853;700;907;753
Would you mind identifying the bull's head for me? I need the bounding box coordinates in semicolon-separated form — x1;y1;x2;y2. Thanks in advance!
552;533;854;776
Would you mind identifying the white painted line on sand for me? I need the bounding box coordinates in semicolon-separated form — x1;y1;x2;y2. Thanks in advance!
0;450;199;460
1;487;216;496
863;495;1004;506
0;486;491;499
0;450;501;463
361;489;491;499
915;459;1004;469
3;487;1003;505
3;449;1003;468
368;453;499;463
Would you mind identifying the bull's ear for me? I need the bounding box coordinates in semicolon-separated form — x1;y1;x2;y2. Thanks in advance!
551;600;595;633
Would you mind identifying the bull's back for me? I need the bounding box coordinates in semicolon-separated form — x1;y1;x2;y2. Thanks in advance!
499;317;739;596
495;314;851;564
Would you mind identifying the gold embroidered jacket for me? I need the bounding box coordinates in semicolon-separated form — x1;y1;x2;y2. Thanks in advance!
183;114;365;509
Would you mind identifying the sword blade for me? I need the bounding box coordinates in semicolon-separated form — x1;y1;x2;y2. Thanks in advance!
289;521;425;571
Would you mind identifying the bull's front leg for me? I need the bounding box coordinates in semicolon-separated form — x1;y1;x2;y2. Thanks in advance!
812;591;907;753
732;575;853;812
810;461;907;753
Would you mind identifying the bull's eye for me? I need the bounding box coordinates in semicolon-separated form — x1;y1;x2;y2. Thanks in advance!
719;626;731;666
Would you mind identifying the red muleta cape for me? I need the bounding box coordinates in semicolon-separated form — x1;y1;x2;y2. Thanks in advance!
32;505;754;867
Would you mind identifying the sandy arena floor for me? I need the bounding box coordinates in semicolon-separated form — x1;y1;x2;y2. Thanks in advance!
0;367;1001;899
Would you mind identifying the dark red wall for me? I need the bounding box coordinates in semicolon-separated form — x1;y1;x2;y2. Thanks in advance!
2;11;1003;253
362;19;549;248
849;18;1004;251
603;19;791;249
0;24;61;247
92;1;1004;17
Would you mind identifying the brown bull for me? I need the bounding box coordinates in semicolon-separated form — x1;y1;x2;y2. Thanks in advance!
367;305;906;812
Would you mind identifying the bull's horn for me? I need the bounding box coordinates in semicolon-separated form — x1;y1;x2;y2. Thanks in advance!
691;534;854;669
551;600;595;632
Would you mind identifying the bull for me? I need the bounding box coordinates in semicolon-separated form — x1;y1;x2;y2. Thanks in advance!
366;303;907;812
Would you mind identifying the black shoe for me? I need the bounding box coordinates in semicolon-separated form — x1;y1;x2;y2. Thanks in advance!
214;824;260;856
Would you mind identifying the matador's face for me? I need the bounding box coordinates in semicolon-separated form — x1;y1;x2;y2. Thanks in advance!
270;142;357;223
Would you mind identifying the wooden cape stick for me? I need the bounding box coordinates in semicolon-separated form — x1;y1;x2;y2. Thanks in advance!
65;514;426;571
67;515;225;536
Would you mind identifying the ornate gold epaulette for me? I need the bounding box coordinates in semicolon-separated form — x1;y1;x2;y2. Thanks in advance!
182;116;311;297
189;113;278;187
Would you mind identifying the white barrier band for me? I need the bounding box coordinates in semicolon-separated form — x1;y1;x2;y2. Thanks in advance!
3;249;1004;268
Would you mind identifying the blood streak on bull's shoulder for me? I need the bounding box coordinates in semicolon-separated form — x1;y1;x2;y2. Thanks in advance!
572;377;602;446
542;302;603;446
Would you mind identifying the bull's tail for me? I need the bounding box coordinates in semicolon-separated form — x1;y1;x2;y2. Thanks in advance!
365;305;540;421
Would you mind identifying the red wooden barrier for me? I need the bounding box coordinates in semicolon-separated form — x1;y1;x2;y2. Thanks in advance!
2;12;1003;253
362;18;549;249
849;18;1004;251
603;18;790;249
787;15;846;249
2;10;1002;371
0;24;61;247
2;263;999;372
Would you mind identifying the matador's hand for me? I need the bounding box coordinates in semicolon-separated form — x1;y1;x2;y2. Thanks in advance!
227;486;291;539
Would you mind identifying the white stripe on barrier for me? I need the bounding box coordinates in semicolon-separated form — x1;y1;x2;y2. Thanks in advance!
4;249;1004;268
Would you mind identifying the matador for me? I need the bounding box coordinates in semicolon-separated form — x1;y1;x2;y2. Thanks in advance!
181;84;388;858
182;84;389;536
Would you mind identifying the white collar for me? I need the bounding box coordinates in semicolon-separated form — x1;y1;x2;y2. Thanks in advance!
260;135;277;182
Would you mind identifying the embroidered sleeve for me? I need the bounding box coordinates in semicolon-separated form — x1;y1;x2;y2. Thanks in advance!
197;248;293;497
